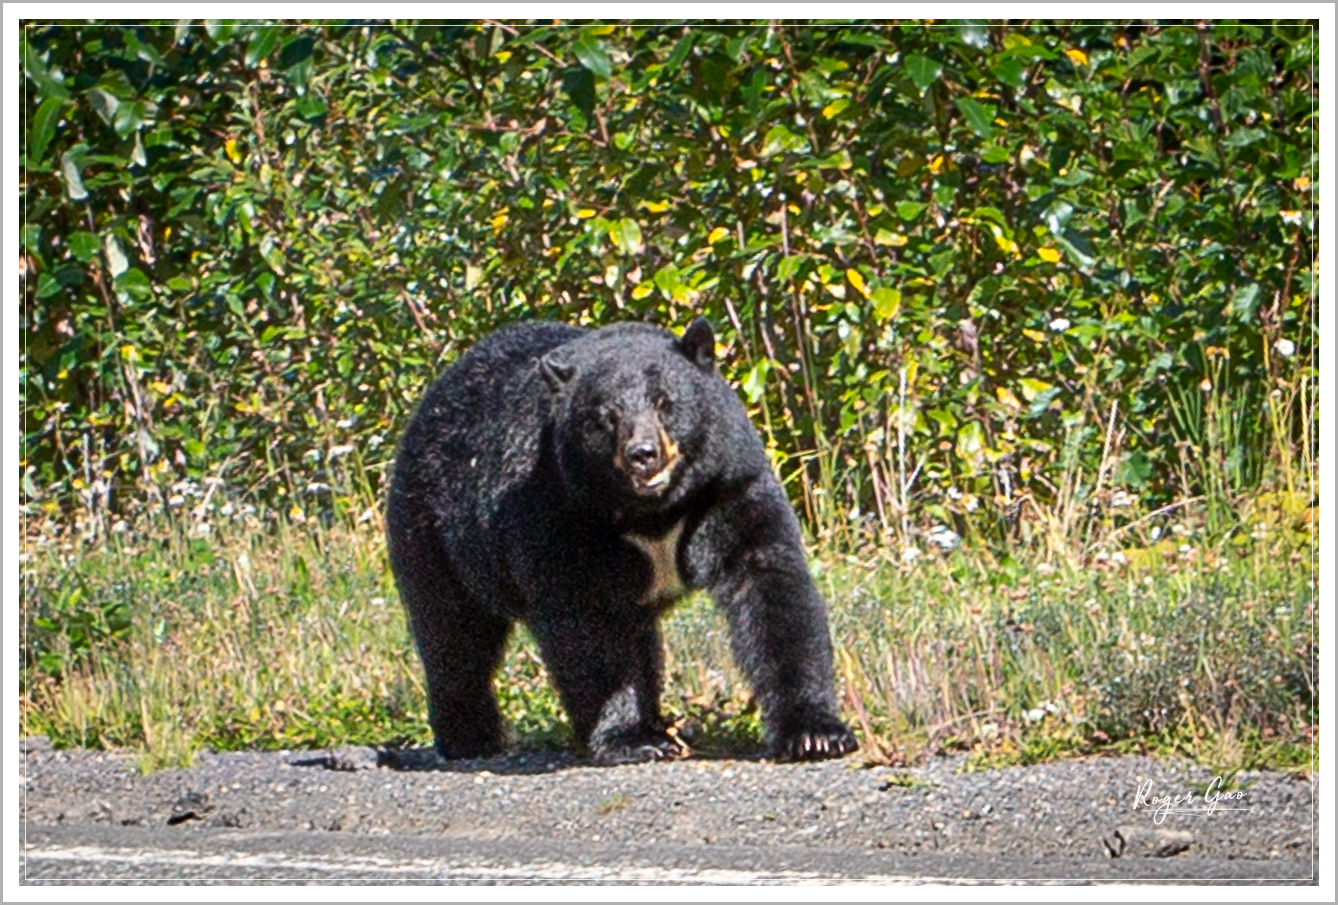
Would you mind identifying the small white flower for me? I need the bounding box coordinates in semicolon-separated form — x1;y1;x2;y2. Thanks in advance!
303;449;321;462
1111;551;1128;566
926;525;960;551
1274;338;1296;358
329;444;354;459
1109;490;1135;508
168;494;185;507
370;597;386;607
1280;210;1303;226
1151;526;1162;541
336;417;356;429
1026;708;1046;723
1049;317;1071;332
368;435;386;450
1037;562;1056;576
900;546;922;563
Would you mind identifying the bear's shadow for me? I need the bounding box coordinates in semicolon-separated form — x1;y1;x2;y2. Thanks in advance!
290;744;769;776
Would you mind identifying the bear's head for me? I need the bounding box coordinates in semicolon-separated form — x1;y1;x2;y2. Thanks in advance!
540;318;717;509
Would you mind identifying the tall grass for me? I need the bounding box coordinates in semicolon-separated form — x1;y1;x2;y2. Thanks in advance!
21;360;1316;774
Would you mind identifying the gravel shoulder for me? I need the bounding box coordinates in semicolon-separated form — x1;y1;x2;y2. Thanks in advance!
19;738;1317;884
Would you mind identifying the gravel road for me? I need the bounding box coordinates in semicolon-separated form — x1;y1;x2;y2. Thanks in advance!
19;737;1317;884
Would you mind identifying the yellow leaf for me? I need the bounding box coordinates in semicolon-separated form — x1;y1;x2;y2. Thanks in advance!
1037;247;1062;263
1065;48;1088;66
224;138;241;164
788;203;800;215
846;269;870;299
929;155;946;174
822;98;851;119
993;234;1019;255
576;208;597;219
1294;176;1311;192
874;229;908;247
995;386;1022;411
490;212;509;231
495;51;512;63
707;227;730;244
631;283;654;300
638;199;671;213
1023;329;1047;343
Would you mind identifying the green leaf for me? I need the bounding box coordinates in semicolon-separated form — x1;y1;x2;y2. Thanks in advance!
1024;387;1063;420
871;287;901;321
295;95;327;119
741;359;771;404
954;97;996;139
1119;451;1152;487
1230;283;1261;322
562;67;596;120
776;255;805;281
904;54;942;95
60;150;87;200
104;235;129;277
666;33;694;72
113;101;146;138
895;201;926;221
573;36;612;80
981;145;1010;164
246;28;281;65
28;97;65;165
956;21;991;50
609;218;643;256
68;232;100;263
1044;200;1074;235
86;87;120;125
992;57;1027;89
23;41;69;100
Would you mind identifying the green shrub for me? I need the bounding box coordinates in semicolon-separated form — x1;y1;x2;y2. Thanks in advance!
21;21;1316;548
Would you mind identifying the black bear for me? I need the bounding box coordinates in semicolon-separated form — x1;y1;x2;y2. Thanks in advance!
386;317;856;765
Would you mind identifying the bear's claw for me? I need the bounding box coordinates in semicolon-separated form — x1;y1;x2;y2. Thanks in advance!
774;720;858;762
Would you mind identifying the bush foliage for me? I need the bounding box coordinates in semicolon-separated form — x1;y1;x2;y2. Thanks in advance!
21;21;1317;545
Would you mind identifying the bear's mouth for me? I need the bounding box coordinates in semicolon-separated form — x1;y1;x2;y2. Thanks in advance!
622;429;682;498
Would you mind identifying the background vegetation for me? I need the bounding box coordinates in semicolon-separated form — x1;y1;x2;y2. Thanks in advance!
21;21;1317;772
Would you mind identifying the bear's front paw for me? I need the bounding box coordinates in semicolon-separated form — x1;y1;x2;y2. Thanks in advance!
590;729;688;766
773;716;858;762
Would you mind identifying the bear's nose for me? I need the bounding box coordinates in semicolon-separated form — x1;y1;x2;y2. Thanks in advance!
624;440;661;474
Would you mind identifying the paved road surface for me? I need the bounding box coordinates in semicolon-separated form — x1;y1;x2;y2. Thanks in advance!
19;739;1317;885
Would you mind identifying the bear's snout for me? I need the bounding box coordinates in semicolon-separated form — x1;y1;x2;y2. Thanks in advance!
617;416;680;496
624;439;661;473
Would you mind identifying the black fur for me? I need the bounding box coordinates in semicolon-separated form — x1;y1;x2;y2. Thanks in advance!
386;318;856;764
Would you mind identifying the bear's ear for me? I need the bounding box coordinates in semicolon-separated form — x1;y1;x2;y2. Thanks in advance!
539;350;576;391
678;317;715;370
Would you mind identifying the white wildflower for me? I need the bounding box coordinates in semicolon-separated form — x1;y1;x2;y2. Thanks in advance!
1274;338;1296;358
1280;210;1302;226
926;525;960;551
329;444;354;459
900;546;922;563
1049;317;1071;332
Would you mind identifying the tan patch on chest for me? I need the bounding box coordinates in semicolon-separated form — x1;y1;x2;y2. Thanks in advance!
625;519;687;605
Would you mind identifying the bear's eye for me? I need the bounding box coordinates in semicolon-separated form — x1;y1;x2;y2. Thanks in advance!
600;408;619;432
653;394;673;416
